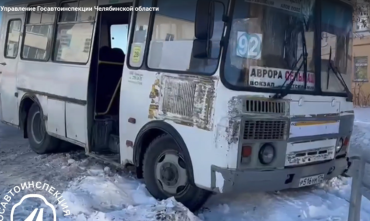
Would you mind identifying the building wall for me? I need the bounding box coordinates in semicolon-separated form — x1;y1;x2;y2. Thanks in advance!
351;0;370;106
352;37;370;105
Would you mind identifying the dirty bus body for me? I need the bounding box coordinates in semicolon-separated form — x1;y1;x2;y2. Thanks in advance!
0;0;354;210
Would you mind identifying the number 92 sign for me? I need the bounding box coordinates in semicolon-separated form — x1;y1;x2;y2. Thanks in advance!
236;32;262;59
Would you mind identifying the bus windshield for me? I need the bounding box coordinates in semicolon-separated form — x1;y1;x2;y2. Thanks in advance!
223;0;316;91
320;0;353;94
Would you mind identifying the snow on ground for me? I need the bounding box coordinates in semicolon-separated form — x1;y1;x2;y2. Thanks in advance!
1;108;370;221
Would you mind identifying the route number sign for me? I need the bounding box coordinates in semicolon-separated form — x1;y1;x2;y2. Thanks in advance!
236;32;262;59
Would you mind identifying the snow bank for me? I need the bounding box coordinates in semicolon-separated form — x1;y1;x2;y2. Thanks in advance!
60;196;201;221
54;108;370;220
58;174;370;221
58;165;200;221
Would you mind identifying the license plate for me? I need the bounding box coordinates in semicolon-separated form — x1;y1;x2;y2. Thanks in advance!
285;147;335;166
299;174;325;187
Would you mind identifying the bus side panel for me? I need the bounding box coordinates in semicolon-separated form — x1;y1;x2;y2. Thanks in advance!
15;3;95;147
66;102;86;144
0;11;25;126
17;62;90;145
119;69;150;165
0;12;8;122
119;68;224;189
17;90;67;140
17;63;89;101
47;98;66;137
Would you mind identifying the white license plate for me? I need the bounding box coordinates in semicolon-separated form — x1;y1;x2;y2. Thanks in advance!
299;174;325;187
285;147;335;166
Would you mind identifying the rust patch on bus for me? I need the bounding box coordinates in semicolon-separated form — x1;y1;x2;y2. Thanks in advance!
148;73;161;119
226;96;243;144
225;118;241;144
147;73;217;131
228;96;243;117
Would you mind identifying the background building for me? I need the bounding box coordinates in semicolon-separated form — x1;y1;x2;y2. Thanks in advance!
353;1;370;106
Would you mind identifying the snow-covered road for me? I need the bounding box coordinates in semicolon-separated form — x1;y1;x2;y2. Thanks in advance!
1;109;370;221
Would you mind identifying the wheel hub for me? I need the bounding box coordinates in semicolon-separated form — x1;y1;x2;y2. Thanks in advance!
160;162;178;186
31;111;45;144
155;152;189;195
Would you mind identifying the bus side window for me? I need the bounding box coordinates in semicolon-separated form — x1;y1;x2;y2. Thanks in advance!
21;3;55;61
110;24;129;55
5;19;22;58
146;0;226;74
53;0;96;64
128;0;151;68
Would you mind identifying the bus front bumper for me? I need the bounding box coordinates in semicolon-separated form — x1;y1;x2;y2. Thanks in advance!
211;157;348;193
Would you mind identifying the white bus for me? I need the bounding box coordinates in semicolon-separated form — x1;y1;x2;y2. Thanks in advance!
0;0;355;211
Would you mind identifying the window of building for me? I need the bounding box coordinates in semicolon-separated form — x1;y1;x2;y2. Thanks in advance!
4;19;22;58
22;3;55;61
145;0;226;74
53;0;96;63
110;24;129;54
354;56;368;82
354;4;369;32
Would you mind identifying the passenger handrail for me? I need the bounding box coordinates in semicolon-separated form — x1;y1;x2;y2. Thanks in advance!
348;149;370;221
98;60;124;66
96;77;122;116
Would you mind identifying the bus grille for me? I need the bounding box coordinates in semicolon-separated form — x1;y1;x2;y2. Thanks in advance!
243;120;287;140
245;99;286;114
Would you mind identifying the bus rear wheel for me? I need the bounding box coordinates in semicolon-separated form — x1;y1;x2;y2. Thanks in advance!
27;103;60;154
143;134;211;212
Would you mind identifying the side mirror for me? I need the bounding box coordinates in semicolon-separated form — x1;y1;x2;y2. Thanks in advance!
192;39;212;59
193;0;215;59
195;0;215;40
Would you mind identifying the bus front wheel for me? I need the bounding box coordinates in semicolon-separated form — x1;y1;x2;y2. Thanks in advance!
143;134;211;212
27;103;60;154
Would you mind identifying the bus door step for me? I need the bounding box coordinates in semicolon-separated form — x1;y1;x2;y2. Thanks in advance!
92;119;113;152
108;134;120;154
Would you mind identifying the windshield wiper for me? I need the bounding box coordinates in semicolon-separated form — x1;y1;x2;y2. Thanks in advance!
326;47;353;102
273;21;308;99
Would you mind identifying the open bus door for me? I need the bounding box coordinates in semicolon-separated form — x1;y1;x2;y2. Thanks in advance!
0;12;23;125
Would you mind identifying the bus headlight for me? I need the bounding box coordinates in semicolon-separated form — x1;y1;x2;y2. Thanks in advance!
336;138;343;152
259;144;275;165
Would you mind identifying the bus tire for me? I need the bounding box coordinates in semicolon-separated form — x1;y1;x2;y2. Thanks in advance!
27;103;60;154
143;134;211;211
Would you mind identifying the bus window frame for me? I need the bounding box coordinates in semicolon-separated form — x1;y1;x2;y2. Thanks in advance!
20;2;56;62
109;23;130;52
4;19;22;59
126;0;228;76
126;0;151;70
51;0;96;65
219;0;351;99
320;0;353;98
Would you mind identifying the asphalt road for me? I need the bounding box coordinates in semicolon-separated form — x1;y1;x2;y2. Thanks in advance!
0;122;86;202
